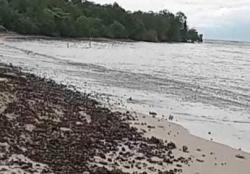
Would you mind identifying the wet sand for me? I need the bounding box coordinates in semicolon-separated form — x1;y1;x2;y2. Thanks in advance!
0;63;249;174
130;114;250;174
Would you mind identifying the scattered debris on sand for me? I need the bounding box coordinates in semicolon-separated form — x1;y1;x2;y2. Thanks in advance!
0;63;191;174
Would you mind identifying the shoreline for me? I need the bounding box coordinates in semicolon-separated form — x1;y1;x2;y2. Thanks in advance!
130;114;250;174
0;63;249;174
0;32;201;44
0;32;135;43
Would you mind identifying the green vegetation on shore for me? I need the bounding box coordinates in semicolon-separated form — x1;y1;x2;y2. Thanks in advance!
0;0;203;42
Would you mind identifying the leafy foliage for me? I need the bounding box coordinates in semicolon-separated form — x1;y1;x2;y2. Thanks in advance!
0;0;202;42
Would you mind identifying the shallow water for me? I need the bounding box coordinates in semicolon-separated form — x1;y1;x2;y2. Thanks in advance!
0;38;250;152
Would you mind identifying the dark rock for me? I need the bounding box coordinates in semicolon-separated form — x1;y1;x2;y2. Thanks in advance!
149;112;157;117
235;154;245;159
166;142;176;150
182;145;189;153
196;159;204;163
176;164;182;168
95;167;109;174
168;115;174;120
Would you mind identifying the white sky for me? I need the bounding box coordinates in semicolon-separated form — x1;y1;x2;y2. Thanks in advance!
93;0;250;41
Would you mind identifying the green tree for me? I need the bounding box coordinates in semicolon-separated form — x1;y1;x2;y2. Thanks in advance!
176;11;188;42
142;30;158;42
187;28;199;42
107;21;128;38
17;15;39;34
37;8;57;36
0;0;12;27
0;0;202;42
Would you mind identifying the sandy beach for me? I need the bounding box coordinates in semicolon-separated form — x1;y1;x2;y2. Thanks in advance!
0;62;249;174
131;115;250;174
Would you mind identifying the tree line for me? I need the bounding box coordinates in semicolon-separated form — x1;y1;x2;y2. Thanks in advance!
0;0;203;42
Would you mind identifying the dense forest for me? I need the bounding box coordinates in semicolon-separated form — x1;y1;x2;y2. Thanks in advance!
0;0;203;42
